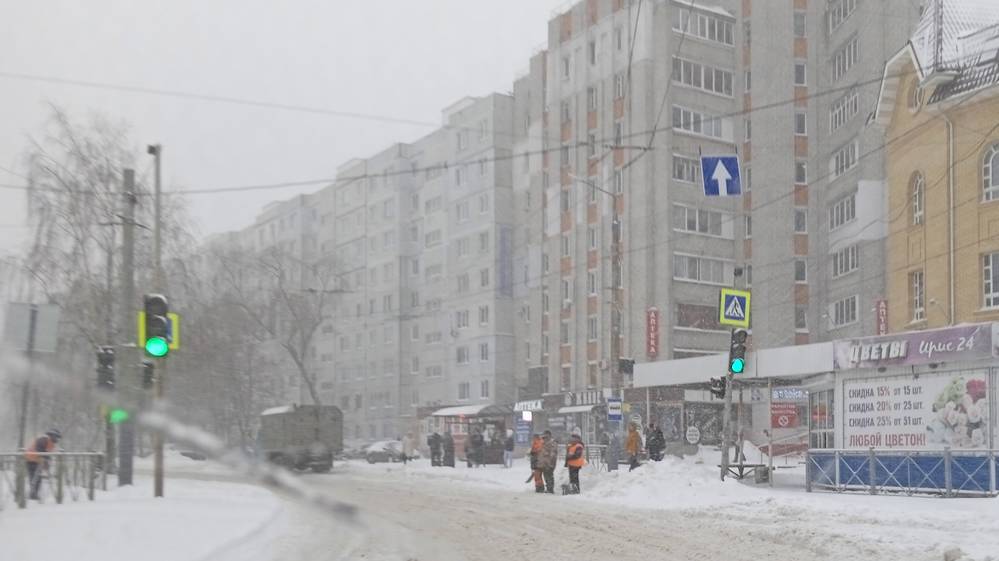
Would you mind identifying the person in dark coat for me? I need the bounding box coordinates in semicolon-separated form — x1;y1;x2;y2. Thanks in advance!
467;428;485;468
538;430;558;494
427;432;443;466
442;431;456;467
647;422;666;461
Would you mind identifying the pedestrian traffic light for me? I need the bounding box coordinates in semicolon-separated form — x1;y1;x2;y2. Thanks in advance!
709;377;726;399
143;294;170;357
728;329;748;374
96;346;115;390
109;408;130;424
142;360;155;390
618;358;635;374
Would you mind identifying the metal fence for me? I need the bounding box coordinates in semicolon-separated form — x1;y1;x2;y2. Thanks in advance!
806;448;998;497
0;452;106;509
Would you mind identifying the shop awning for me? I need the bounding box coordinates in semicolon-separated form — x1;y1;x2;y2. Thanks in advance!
557;404;598;414
431;404;514;417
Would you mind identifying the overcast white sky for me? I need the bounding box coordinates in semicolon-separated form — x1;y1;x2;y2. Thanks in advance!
0;0;566;253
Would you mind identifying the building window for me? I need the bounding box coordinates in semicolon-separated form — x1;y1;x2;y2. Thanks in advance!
479;231;489;252
455;166;464;186
672;155;702;184
480;268;490;288
587;316;598;340
831;140;858;178
911;270;925;322
672;105;727;140
831;36;860;82
671;56;734;96
615;26;623;51
744;70;751;92
480;380;490;399
425;229;441;247
588;40;596;65
479;342;489;362
829;193;857;230
672;8;734;45
476;305;489;326
831;295;858;328
828;0;858;33
561;235;571;257
587;133;597;158
672;205;729;237
383;295;393;312
411;324;420;341
794;259;807;283
831;244;859;278
795;306;808;330
587;87;598;111
561;278;573;301
984;143;999;202
745;215;752;238
673;254;728;285
411;357;420;374
793;12;807;37
795;161;808;184
458;238;469;257
457;273;469;294
829;89;859;132
794;112;807;135
560;100;571;122
588;227;597;249
613;121;623;146
560;320;570;344
794;208;808;233
588;271;597;295
794;63;807;86
561;55;571;79
411;290;420;307
613;170;624;193
911;172;925;225
745;118;752;141
614;73;626;99
457;346;470;365
456;309;469;329
984;252;999;309
458;382;470;400
675;302;722;330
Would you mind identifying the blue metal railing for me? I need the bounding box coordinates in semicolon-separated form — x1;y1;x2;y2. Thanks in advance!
806;448;997;497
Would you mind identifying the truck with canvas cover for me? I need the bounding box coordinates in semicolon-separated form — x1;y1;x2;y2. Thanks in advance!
257;404;343;472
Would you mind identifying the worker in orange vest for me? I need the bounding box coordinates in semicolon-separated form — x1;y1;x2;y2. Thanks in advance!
564;430;586;494
24;429;61;500
528;433;544;492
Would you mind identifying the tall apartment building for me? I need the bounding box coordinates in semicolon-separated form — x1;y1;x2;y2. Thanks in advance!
328;95;516;442
743;0;922;349
513;0;742;398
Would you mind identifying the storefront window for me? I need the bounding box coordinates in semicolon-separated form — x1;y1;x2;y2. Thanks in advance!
809;389;834;449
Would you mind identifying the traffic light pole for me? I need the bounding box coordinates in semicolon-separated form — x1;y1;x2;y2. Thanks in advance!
118;169;137;486
719;329;734;481
149;144;165;498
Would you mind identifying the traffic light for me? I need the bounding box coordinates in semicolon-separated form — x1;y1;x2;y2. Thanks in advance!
143;294;170;357
728;329;748;374
709;377;726;399
618;358;635;374
96;346;115;390
142;360;155;390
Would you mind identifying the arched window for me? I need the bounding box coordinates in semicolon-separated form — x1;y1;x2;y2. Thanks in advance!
985;143;999;202
910;171;924;225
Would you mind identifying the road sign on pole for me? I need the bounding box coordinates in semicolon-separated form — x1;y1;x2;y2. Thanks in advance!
607;398;623;422
718;288;751;328
700;155;742;196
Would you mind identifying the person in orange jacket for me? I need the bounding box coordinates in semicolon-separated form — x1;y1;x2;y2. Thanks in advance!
625;422;642;472
24;429;61;500
564;430;586;494
528;434;544;492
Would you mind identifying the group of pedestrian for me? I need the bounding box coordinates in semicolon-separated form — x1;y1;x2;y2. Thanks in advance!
426;431;456;467
622;420;667;471
528;429;586;494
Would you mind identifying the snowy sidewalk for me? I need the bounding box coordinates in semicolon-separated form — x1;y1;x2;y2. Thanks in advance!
0;476;284;561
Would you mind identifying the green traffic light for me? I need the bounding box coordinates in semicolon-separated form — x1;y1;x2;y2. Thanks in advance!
145;336;169;357
730;357;745;374
109;408;130;424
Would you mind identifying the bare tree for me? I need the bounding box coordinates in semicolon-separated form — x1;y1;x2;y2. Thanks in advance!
214;245;341;406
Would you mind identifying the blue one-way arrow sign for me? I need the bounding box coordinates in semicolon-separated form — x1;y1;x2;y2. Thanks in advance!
700;155;742;196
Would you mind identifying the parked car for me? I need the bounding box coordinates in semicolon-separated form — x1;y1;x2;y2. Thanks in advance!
364;440;422;463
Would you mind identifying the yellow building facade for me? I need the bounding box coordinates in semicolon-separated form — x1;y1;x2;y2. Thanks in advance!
876;35;999;332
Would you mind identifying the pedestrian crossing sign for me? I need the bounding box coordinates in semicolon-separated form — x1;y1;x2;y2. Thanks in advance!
718;288;751;328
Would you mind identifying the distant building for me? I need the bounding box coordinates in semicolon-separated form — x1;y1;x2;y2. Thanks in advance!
874;0;999;330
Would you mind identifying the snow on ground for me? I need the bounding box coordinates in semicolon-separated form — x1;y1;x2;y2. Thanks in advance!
346;450;999;561
0;475;284;561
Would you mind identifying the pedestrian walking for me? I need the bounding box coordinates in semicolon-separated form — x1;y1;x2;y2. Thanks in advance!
467;428;485;468
427;432;443;467
564;430;586;494
647;422;666;462
625;422;642;472
503;429;515;468
401;432;415;464
24;429;61;500
528;433;544;492
538;430;558;493
442;431;456;467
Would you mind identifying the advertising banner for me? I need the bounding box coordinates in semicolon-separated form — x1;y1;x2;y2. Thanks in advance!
843;370;990;449
646;307;660;359
771;402;800;429
875;299;888;336
833;323;998;370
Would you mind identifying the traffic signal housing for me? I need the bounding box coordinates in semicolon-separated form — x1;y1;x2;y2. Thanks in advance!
142;360;155;390
96;346;115;390
709;377;726;399
618;358;635;375
143;294;170;357
728;329;748;374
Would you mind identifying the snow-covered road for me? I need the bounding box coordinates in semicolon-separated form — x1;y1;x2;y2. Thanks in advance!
268;461;991;561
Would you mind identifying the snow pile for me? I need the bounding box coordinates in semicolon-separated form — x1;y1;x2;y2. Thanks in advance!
0;477;284;561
